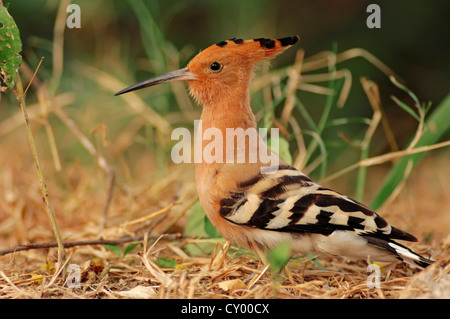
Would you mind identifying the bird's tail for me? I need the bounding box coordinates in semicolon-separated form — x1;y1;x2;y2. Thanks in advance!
367;237;434;268
389;241;434;268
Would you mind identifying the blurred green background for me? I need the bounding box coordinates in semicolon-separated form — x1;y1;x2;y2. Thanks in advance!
2;0;450;200
9;0;449;99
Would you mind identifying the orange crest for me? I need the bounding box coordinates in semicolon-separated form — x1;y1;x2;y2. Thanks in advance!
193;36;299;64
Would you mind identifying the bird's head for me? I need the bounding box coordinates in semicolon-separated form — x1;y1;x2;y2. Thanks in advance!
115;36;299;106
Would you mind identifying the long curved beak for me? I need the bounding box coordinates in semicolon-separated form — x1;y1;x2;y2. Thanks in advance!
115;67;196;96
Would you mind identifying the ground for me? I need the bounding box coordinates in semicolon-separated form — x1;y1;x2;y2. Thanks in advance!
0;139;449;299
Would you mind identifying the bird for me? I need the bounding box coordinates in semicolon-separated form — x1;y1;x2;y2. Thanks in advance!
116;36;434;269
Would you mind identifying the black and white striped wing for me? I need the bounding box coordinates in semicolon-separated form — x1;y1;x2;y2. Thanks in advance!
219;165;417;243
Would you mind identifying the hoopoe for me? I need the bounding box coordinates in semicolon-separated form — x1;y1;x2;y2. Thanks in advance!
116;36;434;269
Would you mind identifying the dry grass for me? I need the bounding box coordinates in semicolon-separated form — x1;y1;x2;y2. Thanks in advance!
0;136;448;299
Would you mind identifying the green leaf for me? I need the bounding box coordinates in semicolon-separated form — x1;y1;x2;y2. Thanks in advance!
153;257;176;268
267;241;291;273
268;136;292;165
184;200;216;255
0;5;22;89
123;242;141;257
184;201;206;237
104;244;123;257
204;215;221;238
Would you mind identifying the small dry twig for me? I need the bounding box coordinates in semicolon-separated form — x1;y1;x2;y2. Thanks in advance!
0;233;204;256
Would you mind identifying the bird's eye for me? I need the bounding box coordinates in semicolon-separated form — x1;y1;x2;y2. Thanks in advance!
209;62;222;71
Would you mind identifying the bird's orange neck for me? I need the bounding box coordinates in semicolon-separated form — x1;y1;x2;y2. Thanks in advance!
195;91;273;170
199;92;256;132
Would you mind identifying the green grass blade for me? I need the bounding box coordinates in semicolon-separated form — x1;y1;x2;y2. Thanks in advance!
305;130;328;180
127;0;167;72
371;93;450;210
391;95;420;121
326;117;372;127
295;96;318;131
355;143;370;201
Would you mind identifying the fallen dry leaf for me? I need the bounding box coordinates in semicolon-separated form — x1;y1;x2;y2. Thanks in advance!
218;279;246;292
117;285;157;298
